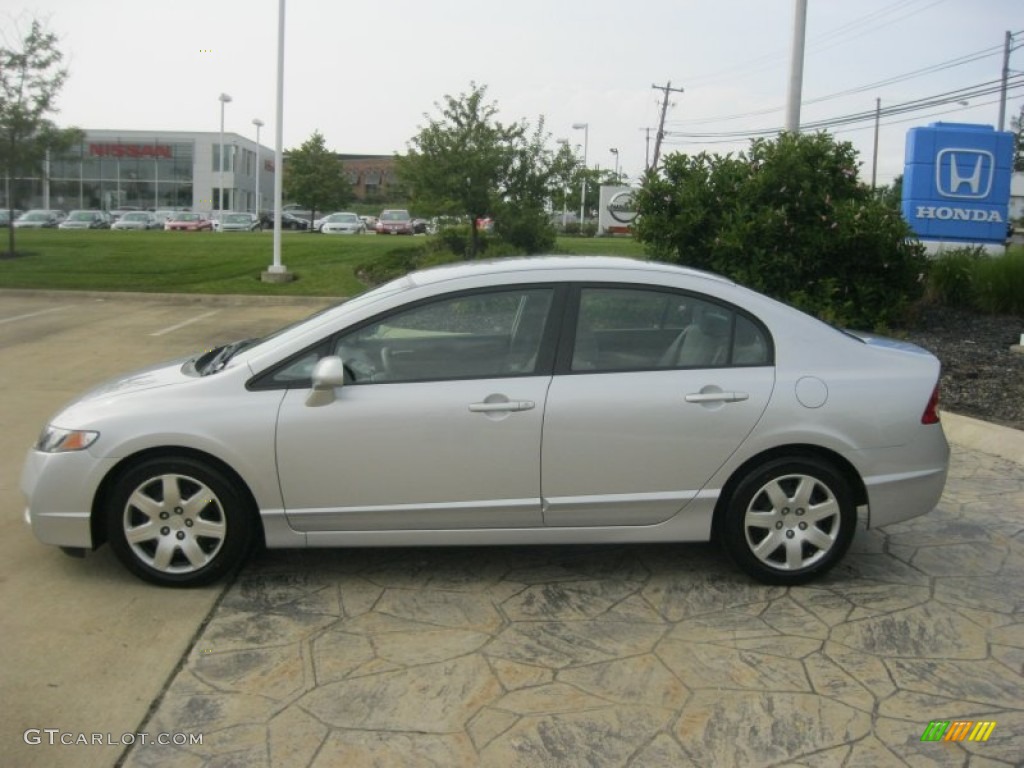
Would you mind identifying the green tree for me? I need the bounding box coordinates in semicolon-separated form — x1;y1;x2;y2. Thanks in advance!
283;131;353;227
635;131;926;328
0;20;81;255
397;82;554;258
1011;103;1024;172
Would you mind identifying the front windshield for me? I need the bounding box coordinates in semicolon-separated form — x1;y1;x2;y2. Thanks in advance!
68;211;92;221
177;214;199;221
381;211;409;221
225;214;248;223
228;277;418;366
23;212;48;221
123;213;147;221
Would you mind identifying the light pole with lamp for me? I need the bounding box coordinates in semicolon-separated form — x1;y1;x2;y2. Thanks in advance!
218;92;232;226
252;118;264;217
572;122;588;231
609;148;619;184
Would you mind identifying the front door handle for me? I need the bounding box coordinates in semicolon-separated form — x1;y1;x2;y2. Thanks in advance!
469;400;536;413
685;391;749;404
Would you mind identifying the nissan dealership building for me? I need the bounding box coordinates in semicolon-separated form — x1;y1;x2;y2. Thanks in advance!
4;129;401;215
9;129;275;215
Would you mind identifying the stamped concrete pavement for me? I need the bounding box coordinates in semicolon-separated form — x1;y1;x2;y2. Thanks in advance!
122;438;1024;767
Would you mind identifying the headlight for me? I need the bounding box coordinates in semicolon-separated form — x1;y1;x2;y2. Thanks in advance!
35;426;99;453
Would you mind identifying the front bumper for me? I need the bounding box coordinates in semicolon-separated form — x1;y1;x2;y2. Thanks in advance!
21;448;119;549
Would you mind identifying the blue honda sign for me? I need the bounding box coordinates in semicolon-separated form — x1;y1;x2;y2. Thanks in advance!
901;122;1013;245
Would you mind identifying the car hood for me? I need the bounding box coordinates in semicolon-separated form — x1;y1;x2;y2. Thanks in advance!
74;357;197;403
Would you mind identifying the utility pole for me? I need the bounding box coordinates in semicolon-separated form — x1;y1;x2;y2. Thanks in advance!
871;97;881;189
639;127;651;171
998;30;1013;131
785;0;808;133
651;81;684;170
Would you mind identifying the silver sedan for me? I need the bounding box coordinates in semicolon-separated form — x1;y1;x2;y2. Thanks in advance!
22;257;949;587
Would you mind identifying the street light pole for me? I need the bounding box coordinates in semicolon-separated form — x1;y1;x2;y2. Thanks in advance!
609;148;619;184
572;122;588;231
252;118;264;216
218;93;232;225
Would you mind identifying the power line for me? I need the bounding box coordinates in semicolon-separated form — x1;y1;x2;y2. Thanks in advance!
665;75;1023;141
671;41;1007;128
684;0;947;89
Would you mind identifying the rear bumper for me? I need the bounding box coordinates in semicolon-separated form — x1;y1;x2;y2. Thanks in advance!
860;426;950;528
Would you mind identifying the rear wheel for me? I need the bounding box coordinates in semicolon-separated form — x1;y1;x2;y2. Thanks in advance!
106;457;255;587
720;457;855;585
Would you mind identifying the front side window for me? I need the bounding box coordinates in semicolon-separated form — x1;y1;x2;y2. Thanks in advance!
572;286;772;372
261;287;555;388
337;288;555;383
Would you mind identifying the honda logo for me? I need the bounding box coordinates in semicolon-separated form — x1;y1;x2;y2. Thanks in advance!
935;148;994;200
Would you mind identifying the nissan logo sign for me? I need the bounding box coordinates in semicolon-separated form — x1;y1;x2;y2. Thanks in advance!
607;190;638;224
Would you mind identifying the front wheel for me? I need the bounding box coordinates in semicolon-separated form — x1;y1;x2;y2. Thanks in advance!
719;457;856;585
106;457;256;587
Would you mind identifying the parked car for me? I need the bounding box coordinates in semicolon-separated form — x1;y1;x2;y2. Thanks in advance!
320;212;365;235
360;215;378;232
219;212;262;232
111;212;160;230
58;210;111;230
20;256;949;588
0;210;19;227
164;212;212;231
14;209;62;228
280;212;310;230
376;209;415;235
412;218;428;234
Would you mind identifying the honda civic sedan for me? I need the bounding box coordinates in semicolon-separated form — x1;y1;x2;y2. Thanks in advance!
21;257;949;587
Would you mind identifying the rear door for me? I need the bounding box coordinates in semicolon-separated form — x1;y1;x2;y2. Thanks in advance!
541;285;776;527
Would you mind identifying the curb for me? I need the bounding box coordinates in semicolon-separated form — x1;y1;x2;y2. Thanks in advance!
0;287;342;307
941;411;1024;466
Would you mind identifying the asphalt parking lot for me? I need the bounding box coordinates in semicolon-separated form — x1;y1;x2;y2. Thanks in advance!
1;291;1022;768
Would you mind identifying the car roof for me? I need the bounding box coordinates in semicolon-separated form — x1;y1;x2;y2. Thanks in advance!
401;256;734;289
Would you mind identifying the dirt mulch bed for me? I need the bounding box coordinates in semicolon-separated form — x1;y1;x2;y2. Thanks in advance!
902;307;1024;432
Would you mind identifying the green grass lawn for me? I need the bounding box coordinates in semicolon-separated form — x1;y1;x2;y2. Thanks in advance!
0;230;648;296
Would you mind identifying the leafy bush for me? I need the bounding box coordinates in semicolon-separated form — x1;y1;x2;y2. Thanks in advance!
353;244;460;287
971;249;1024;314
634;132;927;329
924;247;984;308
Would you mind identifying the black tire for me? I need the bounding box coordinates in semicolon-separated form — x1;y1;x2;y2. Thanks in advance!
105;457;255;587
719;457;855;585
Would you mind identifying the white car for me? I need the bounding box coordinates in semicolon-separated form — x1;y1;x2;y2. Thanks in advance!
218;212;261;232
58;210;111;230
320;212;365;235
14;209;63;228
21;257;949;587
111;212;159;230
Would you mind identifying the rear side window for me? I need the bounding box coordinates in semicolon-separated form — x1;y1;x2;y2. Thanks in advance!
571;286;772;372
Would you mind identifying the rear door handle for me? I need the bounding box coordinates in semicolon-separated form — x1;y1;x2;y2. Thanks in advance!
685;391;749;403
469;400;536;413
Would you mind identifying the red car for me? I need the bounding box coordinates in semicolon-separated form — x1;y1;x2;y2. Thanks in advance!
375;209;415;235
164;212;213;231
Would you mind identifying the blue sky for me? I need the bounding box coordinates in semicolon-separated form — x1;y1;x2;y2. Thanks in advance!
3;0;1021;185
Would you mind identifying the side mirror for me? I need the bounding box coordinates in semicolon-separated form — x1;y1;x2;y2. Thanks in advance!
305;356;345;407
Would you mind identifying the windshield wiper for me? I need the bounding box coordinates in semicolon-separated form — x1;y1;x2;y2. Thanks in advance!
199;338;257;375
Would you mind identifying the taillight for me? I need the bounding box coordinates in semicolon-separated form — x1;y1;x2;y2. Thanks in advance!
921;382;941;424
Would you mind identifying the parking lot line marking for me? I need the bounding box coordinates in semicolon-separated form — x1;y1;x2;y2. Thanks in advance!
0;306;71;325
150;310;220;337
